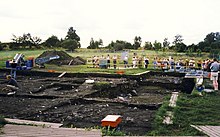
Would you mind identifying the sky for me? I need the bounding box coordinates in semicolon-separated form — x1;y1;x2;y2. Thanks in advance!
0;0;220;48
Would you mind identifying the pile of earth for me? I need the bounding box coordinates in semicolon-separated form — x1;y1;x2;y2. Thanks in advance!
36;50;86;65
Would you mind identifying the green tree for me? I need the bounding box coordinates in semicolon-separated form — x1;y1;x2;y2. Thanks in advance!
197;41;209;52
172;34;186;52
61;39;80;52
204;32;216;44
106;40;131;51
133;36;142;49
163;38;170;49
87;38;103;49
66;27;80;42
114;43;124;51
98;39;103;47
173;34;183;45
210;41;220;49
153;40;162;51
10;33;41;49
107;41;114;49
30;36;42;49
175;43;187;52
0;41;3;51
124;42;133;49
10;34;23;49
44;35;60;48
144;41;153;50
197;49;202;57
187;43;197;52
65;27;81;49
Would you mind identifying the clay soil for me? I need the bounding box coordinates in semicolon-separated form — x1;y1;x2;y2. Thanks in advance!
0;70;188;135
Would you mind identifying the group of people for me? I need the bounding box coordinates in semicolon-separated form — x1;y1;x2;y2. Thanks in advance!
91;54;216;71
91;53;150;69
151;57;220;71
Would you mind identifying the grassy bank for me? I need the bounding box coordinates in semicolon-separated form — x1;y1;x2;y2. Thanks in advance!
149;91;220;136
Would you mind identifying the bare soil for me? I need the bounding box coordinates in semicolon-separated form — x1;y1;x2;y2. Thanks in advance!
0;70;191;135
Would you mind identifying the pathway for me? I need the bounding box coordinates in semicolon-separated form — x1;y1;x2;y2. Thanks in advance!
191;125;220;137
0;118;101;137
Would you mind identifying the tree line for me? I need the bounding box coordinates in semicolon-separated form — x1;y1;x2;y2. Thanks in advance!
0;27;219;55
0;27;80;52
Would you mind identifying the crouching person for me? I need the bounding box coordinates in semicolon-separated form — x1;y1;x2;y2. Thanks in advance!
2;75;20;95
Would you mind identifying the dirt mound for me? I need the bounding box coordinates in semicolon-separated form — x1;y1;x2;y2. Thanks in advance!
36;50;86;65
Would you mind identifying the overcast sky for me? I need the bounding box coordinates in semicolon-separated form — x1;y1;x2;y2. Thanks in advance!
1;0;220;47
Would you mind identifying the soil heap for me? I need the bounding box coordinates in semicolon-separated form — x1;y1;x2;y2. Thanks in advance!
36;50;86;65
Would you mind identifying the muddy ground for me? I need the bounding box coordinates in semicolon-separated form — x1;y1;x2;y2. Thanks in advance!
0;69;193;135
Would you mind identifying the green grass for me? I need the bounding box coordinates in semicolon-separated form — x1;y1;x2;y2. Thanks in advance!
35;64;151;74
0;49;46;67
149;91;220;136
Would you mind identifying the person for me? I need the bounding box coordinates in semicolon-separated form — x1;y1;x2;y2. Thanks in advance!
153;57;157;69
106;54;110;68
112;55;117;69
137;56;142;68
2;75;20;93
197;60;202;70
210;58;219;91
95;56;99;68
10;59;17;78
169;57;175;70
132;56;137;68
123;55;128;68
92;56;96;68
144;56;149;69
189;58;195;69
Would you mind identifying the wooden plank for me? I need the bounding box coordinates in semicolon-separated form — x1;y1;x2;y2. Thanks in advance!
192;125;220;137
68;59;73;65
169;92;179;107
58;71;66;78
199;126;220;137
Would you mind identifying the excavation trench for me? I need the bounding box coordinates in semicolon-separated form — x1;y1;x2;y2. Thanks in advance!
0;69;195;135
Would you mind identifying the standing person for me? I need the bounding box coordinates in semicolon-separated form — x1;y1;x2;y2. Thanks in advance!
95;56;99;68
92;56;96;68
197;60;202;70
210;58;219;91
185;59;189;69
123;55;128;68
202;60;206;70
138;56;142;68
132;56;137;68
106;54;111;68
112;55;117;69
144;56;149;69
10;59;17;79
169;57;175;70
153;57;157;69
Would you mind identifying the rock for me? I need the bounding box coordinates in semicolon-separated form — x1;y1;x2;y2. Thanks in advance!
131;90;138;96
85;79;95;84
